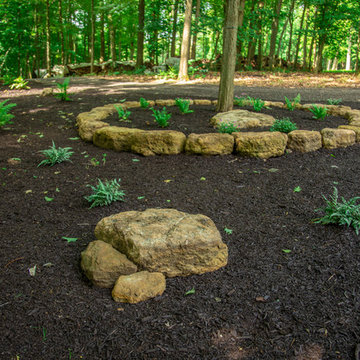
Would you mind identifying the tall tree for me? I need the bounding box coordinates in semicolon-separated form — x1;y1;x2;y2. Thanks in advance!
58;0;65;65
190;0;201;59
217;0;239;112
90;0;95;73
294;0;307;69
178;0;193;81
136;0;145;67
268;0;283;70
171;0;179;57
46;0;51;76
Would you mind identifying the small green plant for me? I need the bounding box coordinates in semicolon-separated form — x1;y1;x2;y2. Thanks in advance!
217;121;241;134
55;78;71;101
270;118;297;133
293;186;302;193
0;99;17;127
284;93;301;111
139;97;150;109
84;178;125;208
314;187;360;235
114;104;131;122
248;96;265;112
224;227;233;234
310;104;328;120
90;157;100;166
175;98;193;114
102;153;107;165
9;76;30;90
233;96;249;107
151;107;171;127
327;98;342;105
38;141;74;167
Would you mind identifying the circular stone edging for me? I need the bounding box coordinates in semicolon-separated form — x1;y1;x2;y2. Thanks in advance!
76;99;360;159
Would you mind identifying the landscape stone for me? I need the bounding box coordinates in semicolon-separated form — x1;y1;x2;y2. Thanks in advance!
287;130;322;153
155;99;176;107
193;99;212;105
112;271;166;304
81;240;137;288
94;208;228;277
326;105;352;117
93;126;143;151
321;128;356;149
338;125;360;142
211;109;275;130
233;131;288;159
130;130;186;156
78;119;109;142
185;133;234;155
41;88;54;96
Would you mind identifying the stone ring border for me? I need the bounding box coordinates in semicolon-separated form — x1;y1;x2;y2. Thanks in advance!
76;99;360;159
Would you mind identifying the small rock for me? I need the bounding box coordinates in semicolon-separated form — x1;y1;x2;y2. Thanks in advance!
41;88;54;97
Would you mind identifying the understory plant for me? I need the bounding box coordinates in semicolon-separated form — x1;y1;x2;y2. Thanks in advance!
114;104;131;122
84;178;125;208
270;118;298;133
9;77;30;90
310;104;328;120
0;99;17;127
151;107;171;127
38;141;74;166
175;98;193;114
314;187;360;235
139;97;150;109
248;97;265;112
217;121;241;134
327;98;342;105
55;78;71;101
233;96;249;107
284;93;301;111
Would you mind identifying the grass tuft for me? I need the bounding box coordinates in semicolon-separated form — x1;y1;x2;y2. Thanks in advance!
38;141;74;166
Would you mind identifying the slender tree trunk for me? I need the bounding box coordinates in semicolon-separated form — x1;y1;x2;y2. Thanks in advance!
178;0;193;81
46;0;51;76
294;1;307;69
268;0;283;70
68;1;73;64
58;0;65;65
256;0;265;70
286;0;296;64
332;56;338;70
276;18;289;61
212;30;220;60
34;4;40;77
346;35;352;71
217;0;240;112
302;6;310;69
109;13;116;66
190;0;200;59
246;0;258;67
136;0;145;67
100;4;105;63
171;0;179;57
236;0;246;69
90;0;95;73
355;21;360;74
315;4;328;73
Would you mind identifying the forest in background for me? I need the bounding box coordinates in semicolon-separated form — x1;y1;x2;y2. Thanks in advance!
1;0;360;79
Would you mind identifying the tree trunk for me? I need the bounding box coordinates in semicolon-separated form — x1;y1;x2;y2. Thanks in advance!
109;13;116;66
302;6;310;70
217;0;240;112
268;0;283;70
355;21;360;74
46;0;51;76
171;0;179;57
236;0;246;69
100;4;105;63
286;0;296;64
294;1;307;69
246;0;258;67
90;0;95;73
346;35;352;71
276;18;289;61
58;0;65;65
190;0;201;60
332;56;338;70
256;0;265;70
136;0;145;67
178;0;193;81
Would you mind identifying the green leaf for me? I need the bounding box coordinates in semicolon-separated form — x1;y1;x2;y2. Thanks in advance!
44;196;54;202
132;158;140;162
224;227;233;235
62;236;78;243
137;196;145;200
69;137;80;140
200;177;206;181
185;288;195;296
293;186;302;193
282;249;291;253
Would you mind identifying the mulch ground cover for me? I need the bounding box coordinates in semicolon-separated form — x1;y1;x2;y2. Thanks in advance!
1;80;359;360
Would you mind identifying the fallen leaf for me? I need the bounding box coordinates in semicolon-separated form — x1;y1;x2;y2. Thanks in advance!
28;265;37;276
25;190;32;194
282;249;291;254
44;196;53;202
164;179;172;183
255;296;266;302
62;237;78;243
185;288;195;296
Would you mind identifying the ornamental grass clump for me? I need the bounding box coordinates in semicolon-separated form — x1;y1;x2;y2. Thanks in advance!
314;187;360;235
217;121;241;134
84;178;125;208
310;104;328;120
151;107;171;127
248;97;265;112
270;118;297;133
0;99;17;127
175;98;193;114
38;141;74;167
114;104;131;122
284;93;301;111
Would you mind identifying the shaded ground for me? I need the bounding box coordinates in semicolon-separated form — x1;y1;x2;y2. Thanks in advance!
0;77;359;360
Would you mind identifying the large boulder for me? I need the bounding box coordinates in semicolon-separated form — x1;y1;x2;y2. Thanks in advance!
211;110;275;130
185;133;234;155
78;120;109;142
287;130;322;153
112;271;166;303
130;130;186;156
81;240;137;288
94;208;228;277
233;131;288;159
321;128;356;149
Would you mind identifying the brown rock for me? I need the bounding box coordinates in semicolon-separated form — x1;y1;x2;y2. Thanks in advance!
155;99;176;107
112;271;166;303
41;88;54;97
95;208;228;277
321;128;356;149
338;125;360;142
81;240;137;288
185;133;234;155
193;99;212;105
287;130;322;153
78;119;109;142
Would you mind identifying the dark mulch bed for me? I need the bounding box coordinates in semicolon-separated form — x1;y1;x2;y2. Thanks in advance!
105;104;347;135
1;82;359;360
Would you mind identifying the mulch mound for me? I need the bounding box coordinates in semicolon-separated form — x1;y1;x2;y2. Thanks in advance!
1;83;359;360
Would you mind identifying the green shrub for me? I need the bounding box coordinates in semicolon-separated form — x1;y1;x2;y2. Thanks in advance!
139;97;150;109
310;104;328;120
114;104;131;122
327;98;342;105
314;187;360;235
175;98;193;114
84;178;125;208
217;121;241;134
0;99;17;127
284;93;301;111
270;118;298;133
9;76;30;90
248;97;265;112
151;107;171;127
55;78;71;101
38;141;74;166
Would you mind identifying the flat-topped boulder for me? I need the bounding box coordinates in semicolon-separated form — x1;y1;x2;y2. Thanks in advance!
185;133;234;155
233;131;288;159
287;130;322;153
321;128;356;149
94;208;228;277
211;109;275;130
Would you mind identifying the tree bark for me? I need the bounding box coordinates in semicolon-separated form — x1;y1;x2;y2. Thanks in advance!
100;3;105;63
256;0;265;70
90;0;95;73
217;0;240;112
108;13;116;67
246;0;258;67
58;0;65;65
286;0;296;63
294;0;307;69
276;18;288;61
136;0;145;67
171;0;179;57
190;0;201;59
268;0;283;70
302;6;310;69
178;0;193;81
355;21;360;74
346;35;352;71
46;0;51;76
236;0;246;69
